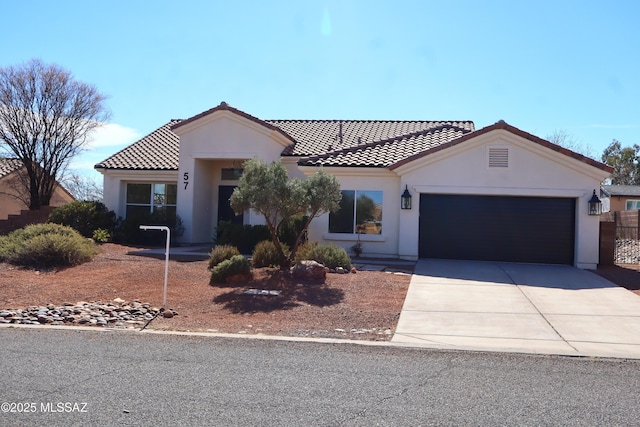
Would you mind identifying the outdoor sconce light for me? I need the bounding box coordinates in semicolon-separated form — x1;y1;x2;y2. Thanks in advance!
401;185;412;210
588;189;602;216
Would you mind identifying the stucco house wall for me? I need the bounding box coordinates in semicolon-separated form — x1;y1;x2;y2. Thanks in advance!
599;185;640;212
391;129;607;269
302;167;401;258
609;197;625;212
101;170;178;220
173;111;294;243
607;195;640;212
96;103;612;269
0;165;75;220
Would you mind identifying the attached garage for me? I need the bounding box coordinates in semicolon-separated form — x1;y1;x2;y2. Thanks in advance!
419;194;576;265
97;103;612;270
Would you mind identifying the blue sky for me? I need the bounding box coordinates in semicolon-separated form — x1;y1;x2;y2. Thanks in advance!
2;0;639;183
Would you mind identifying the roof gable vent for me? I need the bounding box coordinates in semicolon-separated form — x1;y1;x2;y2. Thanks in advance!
488;147;509;168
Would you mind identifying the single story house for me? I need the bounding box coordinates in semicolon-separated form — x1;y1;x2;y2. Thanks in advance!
601;185;640;212
0;158;74;220
95;102;612;269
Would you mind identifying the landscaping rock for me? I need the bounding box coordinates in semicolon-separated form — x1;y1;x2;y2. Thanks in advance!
616;239;640;264
0;300;177;329
291;260;327;281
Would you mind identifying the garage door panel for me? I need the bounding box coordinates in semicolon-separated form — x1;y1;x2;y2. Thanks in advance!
419;194;575;265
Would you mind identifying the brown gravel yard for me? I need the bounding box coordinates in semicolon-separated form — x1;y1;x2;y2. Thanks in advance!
0;244;411;341
1;244;638;340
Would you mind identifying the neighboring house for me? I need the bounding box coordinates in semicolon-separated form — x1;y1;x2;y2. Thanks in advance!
0;158;74;220
601;185;640;212
95;102;612;269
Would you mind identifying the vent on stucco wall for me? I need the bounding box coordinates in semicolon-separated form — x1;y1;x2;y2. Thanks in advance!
488;147;509;168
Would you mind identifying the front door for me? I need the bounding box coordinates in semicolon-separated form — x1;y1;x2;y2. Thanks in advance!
217;186;243;225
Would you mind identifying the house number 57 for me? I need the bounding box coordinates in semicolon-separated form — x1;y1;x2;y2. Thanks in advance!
183;172;190;190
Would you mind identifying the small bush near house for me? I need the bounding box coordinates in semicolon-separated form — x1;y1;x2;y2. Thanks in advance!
92;228;111;243
48;201;117;238
210;255;252;284
295;242;352;270
278;215;309;247
214;216;308;255
208;245;241;270
252;240;289;268
0;223;97;268
114;210;185;246
214;221;271;254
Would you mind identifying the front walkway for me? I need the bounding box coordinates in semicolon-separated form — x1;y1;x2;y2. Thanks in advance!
392;259;640;359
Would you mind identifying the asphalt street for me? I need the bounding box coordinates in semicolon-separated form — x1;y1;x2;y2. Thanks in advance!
1;328;639;426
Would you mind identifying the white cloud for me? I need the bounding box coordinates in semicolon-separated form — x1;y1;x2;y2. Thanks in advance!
86;123;140;148
64;122;140;183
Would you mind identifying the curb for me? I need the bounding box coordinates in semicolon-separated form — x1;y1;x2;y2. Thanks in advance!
2;322;637;361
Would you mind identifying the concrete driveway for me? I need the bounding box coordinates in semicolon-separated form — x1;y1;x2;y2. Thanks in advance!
392;259;640;359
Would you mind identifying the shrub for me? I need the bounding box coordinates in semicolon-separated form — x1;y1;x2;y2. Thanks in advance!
48;201;117;238
92;228;111;243
210;255;251;284
208;245;241;270
278;215;308;247
0;223;97;268
214;216;308;255
214;221;271;254
252;240;289;268
295;242;352;270
113;210;184;246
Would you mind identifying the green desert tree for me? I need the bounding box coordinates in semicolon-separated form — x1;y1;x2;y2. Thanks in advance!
230;158;341;268
601;140;640;185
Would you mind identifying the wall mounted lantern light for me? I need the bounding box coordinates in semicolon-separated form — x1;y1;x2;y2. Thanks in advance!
401;185;412;210
588;189;602;216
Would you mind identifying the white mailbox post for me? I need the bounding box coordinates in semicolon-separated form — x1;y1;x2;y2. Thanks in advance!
139;225;170;307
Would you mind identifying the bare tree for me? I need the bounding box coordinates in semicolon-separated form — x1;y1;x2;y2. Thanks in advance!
546;129;596;159
62;172;104;202
0;59;110;209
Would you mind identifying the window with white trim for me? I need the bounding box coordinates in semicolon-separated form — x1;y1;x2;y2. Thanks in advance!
126;183;177;218
329;190;383;234
626;200;640;210
221;168;243;180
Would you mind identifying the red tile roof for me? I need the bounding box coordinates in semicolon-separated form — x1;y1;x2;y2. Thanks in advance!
298;124;473;167
95;120;181;170
94;104;612;174
275;120;474;156
389;120;613;173
0;158;24;179
95;103;474;170
171;102;298;146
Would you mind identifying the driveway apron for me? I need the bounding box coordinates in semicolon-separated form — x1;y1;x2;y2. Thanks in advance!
392;259;640;359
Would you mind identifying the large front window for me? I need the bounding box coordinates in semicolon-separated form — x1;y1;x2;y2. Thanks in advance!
126;183;177;218
329;190;383;234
